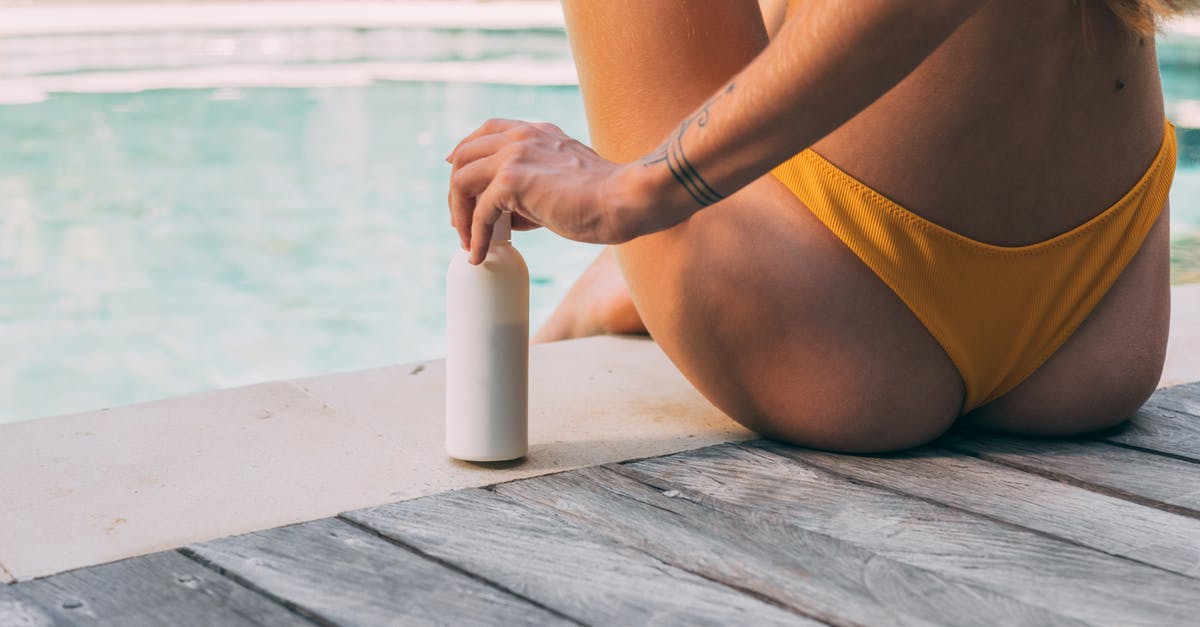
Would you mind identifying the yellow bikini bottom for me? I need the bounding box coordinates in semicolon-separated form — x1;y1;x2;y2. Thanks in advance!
770;122;1177;413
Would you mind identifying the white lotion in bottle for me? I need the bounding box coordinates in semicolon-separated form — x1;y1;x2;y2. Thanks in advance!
445;212;530;461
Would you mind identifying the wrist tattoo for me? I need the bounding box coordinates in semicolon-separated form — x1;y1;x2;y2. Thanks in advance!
643;82;735;207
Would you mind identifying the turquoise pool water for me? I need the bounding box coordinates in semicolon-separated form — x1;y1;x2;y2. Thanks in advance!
1;31;1199;424
0;83;598;422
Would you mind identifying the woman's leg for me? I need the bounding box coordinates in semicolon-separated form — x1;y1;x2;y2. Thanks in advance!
532;246;645;343
556;0;964;452
533;0;787;343
533;1;770;343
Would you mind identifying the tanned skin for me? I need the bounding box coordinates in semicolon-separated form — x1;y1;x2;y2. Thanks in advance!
446;0;1170;452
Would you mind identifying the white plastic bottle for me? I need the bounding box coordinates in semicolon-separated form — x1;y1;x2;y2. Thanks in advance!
445;212;530;461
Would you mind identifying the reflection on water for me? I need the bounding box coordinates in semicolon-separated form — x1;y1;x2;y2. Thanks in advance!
0;177;40;277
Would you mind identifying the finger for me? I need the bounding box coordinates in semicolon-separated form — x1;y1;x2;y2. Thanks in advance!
450;126;531;172
531;121;564;135
469;200;510;265
469;165;522;264
446;118;521;162
449;154;501;249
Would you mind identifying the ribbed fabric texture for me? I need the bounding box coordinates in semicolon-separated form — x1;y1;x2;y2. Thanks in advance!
770;123;1177;413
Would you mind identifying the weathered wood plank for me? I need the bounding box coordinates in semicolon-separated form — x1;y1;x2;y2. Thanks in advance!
1105;382;1200;462
185;516;574;627
0;585;56;627
944;432;1200;515
13;550;309;626
496;463;1083;626
621;442;1200;624
1147;381;1200;415
345;487;816;626
749;440;1200;578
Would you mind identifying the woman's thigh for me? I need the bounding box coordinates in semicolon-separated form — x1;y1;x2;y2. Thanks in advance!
560;0;769;162
563;0;963;451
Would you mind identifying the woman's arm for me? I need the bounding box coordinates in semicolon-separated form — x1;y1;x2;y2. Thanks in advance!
447;0;985;264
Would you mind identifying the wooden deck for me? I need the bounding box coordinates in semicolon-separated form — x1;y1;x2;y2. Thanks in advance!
3;382;1199;625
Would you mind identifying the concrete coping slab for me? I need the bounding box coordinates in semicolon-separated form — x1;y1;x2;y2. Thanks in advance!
0;335;752;583
1163;282;1200;388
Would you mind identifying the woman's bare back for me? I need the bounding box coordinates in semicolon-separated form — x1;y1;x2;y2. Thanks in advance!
812;0;1166;246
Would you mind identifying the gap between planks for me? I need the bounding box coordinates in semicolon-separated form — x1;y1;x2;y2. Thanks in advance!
175;547;333;627
942;434;1200;519
743;441;1200;580
333;514;588;627
1101;436;1200;466
612;442;1200;621
11;550;314;626
499;462;1088;625
181;516;576;627
344;488;819;626
1102;383;1200;463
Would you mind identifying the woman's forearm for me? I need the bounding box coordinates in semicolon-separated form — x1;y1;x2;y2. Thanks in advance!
445;0;986;262
620;0;987;236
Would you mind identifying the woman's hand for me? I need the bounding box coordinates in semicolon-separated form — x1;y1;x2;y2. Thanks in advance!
446;119;658;265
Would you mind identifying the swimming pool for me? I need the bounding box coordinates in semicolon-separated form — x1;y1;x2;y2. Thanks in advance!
1;20;1198;424
0;81;598;423
1162;60;1200;283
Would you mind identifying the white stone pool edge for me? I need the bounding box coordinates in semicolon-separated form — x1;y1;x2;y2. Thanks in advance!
0;0;577;102
1;283;1198;584
0;2;1194;38
0;1;567;36
0;334;755;583
0;60;580;104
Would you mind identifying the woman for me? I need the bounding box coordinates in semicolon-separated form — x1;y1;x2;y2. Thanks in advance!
446;0;1188;452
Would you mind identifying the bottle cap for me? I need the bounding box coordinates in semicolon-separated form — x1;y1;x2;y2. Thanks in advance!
491;211;512;243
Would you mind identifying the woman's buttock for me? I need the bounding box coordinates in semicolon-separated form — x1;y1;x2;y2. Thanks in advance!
616;172;966;451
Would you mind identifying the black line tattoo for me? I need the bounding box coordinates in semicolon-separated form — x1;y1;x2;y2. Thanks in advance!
642;82;735;207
